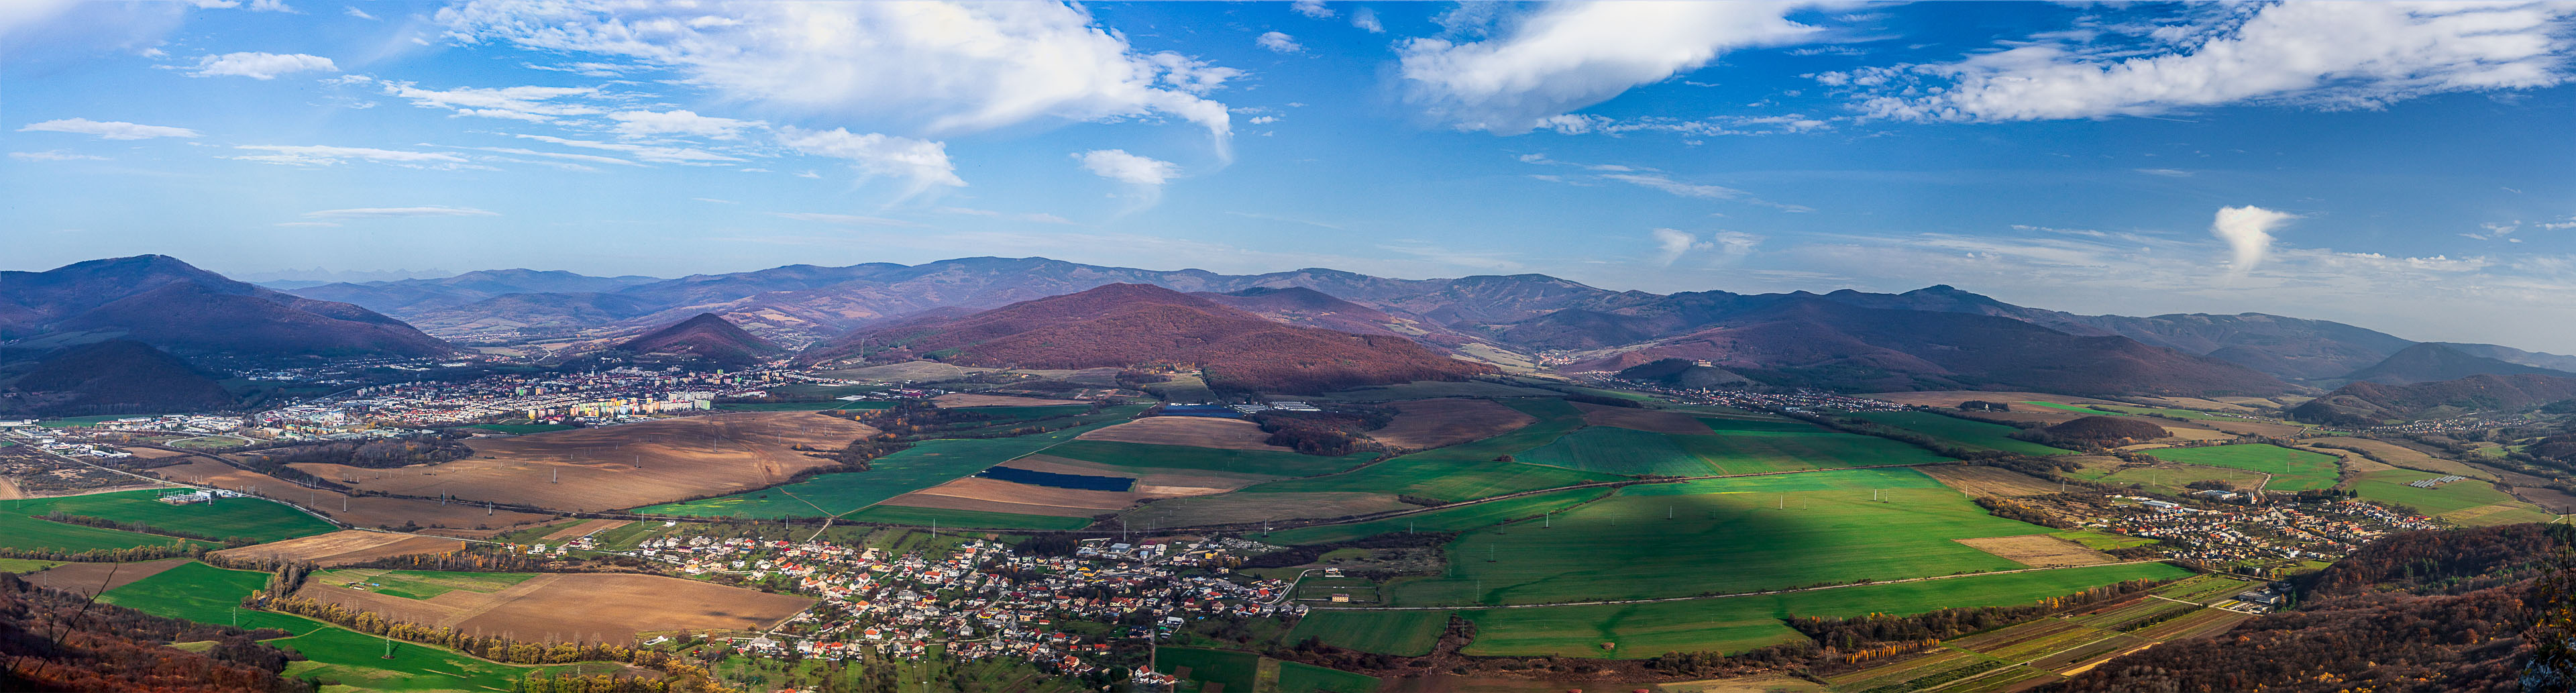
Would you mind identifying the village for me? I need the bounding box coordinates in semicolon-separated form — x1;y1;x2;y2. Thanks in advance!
563;529;1307;684
2075;494;2442;576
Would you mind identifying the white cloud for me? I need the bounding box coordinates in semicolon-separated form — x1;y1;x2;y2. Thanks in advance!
343;6;375;20
2133;168;2194;177
376;80;602;121
2211;205;2300;275
1290;0;1331;20
606;109;763;140
233;144;482;168
515;134;741;164
1650;228;1706;266
303;206;499;219
1248;115;1279;125
1396;1;1828;134
459;146;643;167
18;117;201;140
437;1;1240;153
1256;31;1303;54
1601;172;1811;212
9;150;107;161
1350;7;1383;34
777;127;963;195
1075;149;1180;186
767;212;929;227
189;52;336;79
1841;2;2576;121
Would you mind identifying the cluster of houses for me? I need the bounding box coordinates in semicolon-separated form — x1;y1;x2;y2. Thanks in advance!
630;532;1307;680
1601;378;1910;413
2090;495;2439;569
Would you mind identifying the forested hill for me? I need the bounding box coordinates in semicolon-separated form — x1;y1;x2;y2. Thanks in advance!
2046;523;2573;692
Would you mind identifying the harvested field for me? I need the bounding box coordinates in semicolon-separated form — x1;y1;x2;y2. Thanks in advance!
290;412;875;513
1572;403;1716;435
2151;423;2239;441
2193;419;2311;438
934;393;1089;408
21;557;191;596
1954;535;2116;568
210;530;468;567
1920;466;2067;497
154;459;555;537
2309;437;2489;478
299;572;812;643
1119;492;1413;527
1367;398;1536;450
1002;456;1277;496
543;519;630;541
1077;417;1284;451
891;477;1137;515
120;447;191;460
2469;462;2576;513
1864;391;2118;408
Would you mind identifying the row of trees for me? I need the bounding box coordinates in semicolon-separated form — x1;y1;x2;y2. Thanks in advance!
0;572;313;692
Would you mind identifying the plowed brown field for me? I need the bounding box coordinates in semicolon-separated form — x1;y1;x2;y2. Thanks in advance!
288;413;875;512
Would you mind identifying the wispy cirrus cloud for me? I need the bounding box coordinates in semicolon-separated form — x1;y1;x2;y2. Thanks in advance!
18;117;201;140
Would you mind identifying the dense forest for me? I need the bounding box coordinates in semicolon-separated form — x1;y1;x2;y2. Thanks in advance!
2045;523;2575;692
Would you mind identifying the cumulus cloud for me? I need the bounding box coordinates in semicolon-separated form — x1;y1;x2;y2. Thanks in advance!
1650;228;1706;266
1350;7;1383;34
1837;2;2576;121
1397;1;1829;134
1650;228;1762;266
189;52;336;79
606;109;763;140
436;1;1241;154
18;117;201;140
2211;205;2300;275
303;206;499;219
1290;0;1331;19
777;127;965;195
1256;31;1303;54
1075;149;1180;186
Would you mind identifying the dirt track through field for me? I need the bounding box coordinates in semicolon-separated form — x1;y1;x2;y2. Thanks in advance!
1368;398;1536;449
209;530;468;566
1077;417;1285;450
288;413;875;513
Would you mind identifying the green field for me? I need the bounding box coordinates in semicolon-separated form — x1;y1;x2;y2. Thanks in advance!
168;435;250;449
0;557;63;572
1154;647;1260;692
0;509;221;554
1849;411;2070;456
1309;380;1564;402
1389;468;2054;606
101;562;592;690
1275;661;1379;693
843;504;1095;530
37;415;133;428
1044;440;1375;478
309;569;535;600
1682;417;1956;474
2092;405;2226;420
2141;445;2340;492
9;489;335;543
1285;610;1448;655
2071;462;2269;496
1261;487;1611;545
2019;402;2125;416
1243;399;1621;502
2347;469;2557;525
634;418;1131;518
1514;425;1715;476
1457;562;2189;658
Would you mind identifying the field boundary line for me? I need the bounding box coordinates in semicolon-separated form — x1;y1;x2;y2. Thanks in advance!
1309;560;2176;612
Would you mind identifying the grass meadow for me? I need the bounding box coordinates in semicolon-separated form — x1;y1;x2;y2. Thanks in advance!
8;490;334;543
1847;411;2071;456
2141;444;2340;491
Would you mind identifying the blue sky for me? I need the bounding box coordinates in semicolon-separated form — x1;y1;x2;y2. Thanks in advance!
5;1;2575;350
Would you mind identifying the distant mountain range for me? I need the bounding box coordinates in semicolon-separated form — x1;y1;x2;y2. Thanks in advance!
1;256;451;359
267;256;2576;393
803;284;1494;393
